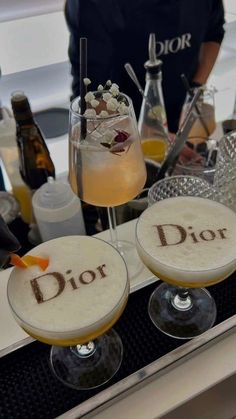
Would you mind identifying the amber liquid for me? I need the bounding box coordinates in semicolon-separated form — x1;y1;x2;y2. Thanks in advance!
141;137;168;163
182;103;216;145
12;185;32;224
143;262;232;289
22;297;128;347
17;124;55;190
70;139;146;207
0;147;33;223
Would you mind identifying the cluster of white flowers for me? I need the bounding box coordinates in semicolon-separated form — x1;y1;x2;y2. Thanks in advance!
83;79;129;117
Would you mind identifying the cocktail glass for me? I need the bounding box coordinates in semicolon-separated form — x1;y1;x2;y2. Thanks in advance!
69;92;147;279
213;129;236;211
136;175;236;339
7;235;129;389
172;158;216;184
180;86;216;146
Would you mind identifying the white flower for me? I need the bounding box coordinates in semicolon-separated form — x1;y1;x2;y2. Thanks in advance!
109;83;119;97
103;129;116;144
111;83;119;89
118;102;129;115
83;109;96;118
103;92;112;102
83;78;91;86
97;84;103;91
99;110;109;118
84;92;95;102
90;99;99;108
106;80;112;86
106;98;119;112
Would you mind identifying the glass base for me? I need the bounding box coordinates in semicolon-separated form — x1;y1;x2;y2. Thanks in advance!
50;329;123;390
116;240;144;280
148;282;217;339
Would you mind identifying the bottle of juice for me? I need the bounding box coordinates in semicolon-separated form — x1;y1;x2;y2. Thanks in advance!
138;33;169;164
0;107;33;224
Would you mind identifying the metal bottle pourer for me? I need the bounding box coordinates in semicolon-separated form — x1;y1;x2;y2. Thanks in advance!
144;33;163;74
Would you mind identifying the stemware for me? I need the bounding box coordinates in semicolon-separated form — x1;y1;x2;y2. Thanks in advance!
213;129;236;211
69;91;147;279
172;158;216;184
136;175;236;339
180;86;216;146
7;235;129;389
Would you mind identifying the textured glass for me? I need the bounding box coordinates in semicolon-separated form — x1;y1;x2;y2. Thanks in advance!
213;130;236;211
148;175;215;206
173;162;215;185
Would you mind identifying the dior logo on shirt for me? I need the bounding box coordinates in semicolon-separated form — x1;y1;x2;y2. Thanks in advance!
156;33;192;56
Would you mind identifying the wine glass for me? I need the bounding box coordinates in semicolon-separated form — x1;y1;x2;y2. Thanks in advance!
7;235;129;389
136;175;236;339
180;86;216;147
69;91;147;279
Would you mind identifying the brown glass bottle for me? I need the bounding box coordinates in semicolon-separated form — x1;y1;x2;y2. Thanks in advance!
11;92;55;190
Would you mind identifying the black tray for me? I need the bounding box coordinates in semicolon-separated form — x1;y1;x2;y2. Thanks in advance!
1;272;236;419
34;108;69;139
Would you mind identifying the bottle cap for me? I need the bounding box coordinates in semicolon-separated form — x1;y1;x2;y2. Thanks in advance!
11;91;33;122
0;192;20;224
32;178;80;222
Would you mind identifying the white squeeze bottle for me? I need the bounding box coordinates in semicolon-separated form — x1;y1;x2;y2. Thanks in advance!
32;177;85;242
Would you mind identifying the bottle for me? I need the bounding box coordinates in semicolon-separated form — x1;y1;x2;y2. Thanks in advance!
0;106;33;223
222;92;236;135
138;33;169;164
32;177;85;242
11;91;55;190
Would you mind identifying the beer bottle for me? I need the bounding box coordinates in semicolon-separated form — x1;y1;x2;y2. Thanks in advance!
11;92;55;190
138;33;169;164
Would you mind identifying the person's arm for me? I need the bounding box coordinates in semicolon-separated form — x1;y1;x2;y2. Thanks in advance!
192;0;225;85
192;42;221;85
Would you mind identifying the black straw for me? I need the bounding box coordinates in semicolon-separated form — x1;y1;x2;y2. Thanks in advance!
80;37;87;139
77;37;88;200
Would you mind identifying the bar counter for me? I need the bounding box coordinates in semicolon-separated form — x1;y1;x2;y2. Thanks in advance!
1;219;236;418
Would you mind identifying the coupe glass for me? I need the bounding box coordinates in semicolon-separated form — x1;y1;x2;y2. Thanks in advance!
7;235;129;389
180;86;216;146
69;92;147;279
136;175;236;339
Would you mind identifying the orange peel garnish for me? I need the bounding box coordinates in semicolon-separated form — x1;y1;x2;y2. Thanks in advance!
22;255;49;271
10;254;49;271
10;254;28;268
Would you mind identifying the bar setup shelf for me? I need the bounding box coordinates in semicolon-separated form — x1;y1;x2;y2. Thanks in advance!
1;269;236;419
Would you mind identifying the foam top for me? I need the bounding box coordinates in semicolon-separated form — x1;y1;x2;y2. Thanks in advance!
136;197;236;274
8;236;128;335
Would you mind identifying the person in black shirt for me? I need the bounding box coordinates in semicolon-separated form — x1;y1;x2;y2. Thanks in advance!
64;0;225;133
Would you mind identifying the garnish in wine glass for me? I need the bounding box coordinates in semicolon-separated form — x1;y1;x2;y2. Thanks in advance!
81;80;133;154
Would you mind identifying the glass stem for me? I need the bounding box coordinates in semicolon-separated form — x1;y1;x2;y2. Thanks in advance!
172;288;193;311
107;207;119;248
